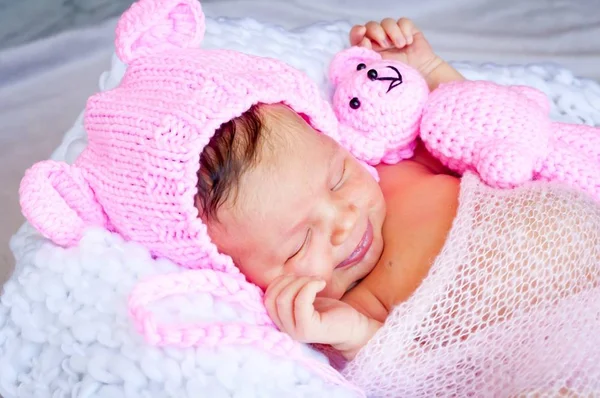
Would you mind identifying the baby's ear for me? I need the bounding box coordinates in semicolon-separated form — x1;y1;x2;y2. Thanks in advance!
19;161;109;247
329;46;382;86
115;0;205;64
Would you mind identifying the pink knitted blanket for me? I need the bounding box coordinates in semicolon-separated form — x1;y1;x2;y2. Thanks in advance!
342;173;600;397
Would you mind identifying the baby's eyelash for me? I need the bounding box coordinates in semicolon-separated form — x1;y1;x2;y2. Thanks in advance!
332;160;347;191
288;229;311;261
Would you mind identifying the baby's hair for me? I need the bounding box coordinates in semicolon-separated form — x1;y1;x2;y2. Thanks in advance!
196;104;264;221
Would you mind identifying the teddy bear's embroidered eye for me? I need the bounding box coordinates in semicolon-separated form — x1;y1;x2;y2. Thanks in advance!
349;97;361;109
367;69;378;80
357;63;366;71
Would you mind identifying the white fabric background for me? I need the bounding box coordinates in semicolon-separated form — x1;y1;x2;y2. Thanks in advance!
1;0;599;283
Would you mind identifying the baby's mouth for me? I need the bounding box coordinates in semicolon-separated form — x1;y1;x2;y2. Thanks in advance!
336;221;373;269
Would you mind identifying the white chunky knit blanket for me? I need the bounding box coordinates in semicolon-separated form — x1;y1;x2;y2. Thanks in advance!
2;14;600;398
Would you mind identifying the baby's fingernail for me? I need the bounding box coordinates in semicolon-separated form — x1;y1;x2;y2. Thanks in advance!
381;38;391;47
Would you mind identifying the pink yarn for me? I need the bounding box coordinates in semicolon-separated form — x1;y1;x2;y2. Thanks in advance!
18;0;364;394
19;0;346;274
19;161;110;247
129;270;362;394
19;0;343;270
330;47;600;200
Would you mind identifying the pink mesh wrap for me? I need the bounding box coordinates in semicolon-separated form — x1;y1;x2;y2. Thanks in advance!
330;47;600;201
341;173;600;396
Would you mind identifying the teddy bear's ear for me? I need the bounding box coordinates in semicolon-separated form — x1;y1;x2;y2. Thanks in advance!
329;46;382;86
115;0;205;64
510;85;551;115
19;161;109;247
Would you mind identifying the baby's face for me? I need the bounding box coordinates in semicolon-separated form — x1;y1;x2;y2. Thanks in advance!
208;104;386;299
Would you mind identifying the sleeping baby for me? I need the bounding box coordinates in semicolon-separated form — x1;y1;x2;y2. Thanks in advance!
204;18;465;358
201;18;600;396
18;0;600;396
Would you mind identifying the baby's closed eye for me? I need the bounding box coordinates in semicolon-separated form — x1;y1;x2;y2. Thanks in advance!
287;229;311;262
331;159;347;191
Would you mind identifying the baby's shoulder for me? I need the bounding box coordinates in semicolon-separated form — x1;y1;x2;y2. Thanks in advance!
377;158;460;200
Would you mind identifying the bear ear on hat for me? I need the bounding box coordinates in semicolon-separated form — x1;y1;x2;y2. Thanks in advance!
115;0;206;64
329;46;382;86
19;161;109;247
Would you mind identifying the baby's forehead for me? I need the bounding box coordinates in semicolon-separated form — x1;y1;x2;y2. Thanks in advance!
260;104;311;141
230;106;335;217
258;104;334;166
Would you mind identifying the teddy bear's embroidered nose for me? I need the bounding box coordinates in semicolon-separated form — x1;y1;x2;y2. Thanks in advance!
359;65;404;93
377;66;403;93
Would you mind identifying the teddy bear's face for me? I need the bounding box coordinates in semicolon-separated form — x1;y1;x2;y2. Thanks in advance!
332;58;429;142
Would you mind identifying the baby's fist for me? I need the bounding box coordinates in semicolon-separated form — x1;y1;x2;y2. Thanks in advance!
350;18;441;77
264;275;377;359
350;18;417;50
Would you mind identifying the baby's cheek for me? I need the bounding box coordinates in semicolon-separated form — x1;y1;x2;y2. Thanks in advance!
294;260;334;281
244;264;279;291
351;165;383;208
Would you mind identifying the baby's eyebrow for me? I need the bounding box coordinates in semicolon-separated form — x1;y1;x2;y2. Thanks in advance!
327;148;337;170
327;144;343;178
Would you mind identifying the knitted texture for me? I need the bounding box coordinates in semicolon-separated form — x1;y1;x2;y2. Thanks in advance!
342;172;600;397
128;269;357;393
9;4;600;396
20;0;341;274
17;0;364;394
330;47;600;200
421;81;600;199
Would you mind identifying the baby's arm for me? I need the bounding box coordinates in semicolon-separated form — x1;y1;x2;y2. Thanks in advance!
419;56;465;91
334;315;382;360
350;18;464;91
263;275;382;360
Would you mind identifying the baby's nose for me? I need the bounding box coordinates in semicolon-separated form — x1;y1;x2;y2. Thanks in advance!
331;202;360;246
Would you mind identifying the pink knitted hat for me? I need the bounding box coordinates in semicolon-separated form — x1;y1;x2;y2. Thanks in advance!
19;0;342;275
17;2;371;392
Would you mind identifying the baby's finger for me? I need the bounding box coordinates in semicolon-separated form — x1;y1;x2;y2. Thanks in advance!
381;18;405;48
276;276;315;335
359;37;373;50
264;275;296;330
365;21;390;49
294;279;327;340
350;25;366;46
397;18;419;45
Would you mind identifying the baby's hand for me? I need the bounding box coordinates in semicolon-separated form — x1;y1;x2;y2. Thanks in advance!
264;275;380;359
350;18;442;78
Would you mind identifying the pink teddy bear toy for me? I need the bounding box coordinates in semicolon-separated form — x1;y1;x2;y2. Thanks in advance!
329;46;600;201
